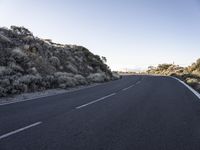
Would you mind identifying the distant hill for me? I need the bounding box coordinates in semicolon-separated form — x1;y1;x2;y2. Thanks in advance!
0;26;120;97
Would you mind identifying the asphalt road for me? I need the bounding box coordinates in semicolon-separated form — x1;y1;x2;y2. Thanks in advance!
0;75;200;150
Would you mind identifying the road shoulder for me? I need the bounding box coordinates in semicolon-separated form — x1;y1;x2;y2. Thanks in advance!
0;83;100;106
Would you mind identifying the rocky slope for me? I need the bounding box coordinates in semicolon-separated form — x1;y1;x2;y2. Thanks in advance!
0;26;120;97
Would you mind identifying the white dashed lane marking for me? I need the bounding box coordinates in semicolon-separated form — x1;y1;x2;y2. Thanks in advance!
0;122;42;140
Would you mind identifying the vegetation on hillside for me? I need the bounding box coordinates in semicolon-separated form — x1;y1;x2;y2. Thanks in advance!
147;59;200;93
0;26;120;97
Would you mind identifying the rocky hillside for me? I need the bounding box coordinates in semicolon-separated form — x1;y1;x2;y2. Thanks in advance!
0;26;120;97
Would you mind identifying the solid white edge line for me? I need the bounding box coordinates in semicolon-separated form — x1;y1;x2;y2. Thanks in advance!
76;93;116;109
0;122;42;140
171;77;200;100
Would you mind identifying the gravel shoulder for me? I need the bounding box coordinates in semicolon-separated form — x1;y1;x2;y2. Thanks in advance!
0;83;100;105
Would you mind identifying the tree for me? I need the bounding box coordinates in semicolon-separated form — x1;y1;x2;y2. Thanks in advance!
10;26;32;36
101;56;107;63
157;64;172;71
148;66;155;70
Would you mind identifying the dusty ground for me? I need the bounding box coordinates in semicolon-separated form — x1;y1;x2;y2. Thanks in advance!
0;83;100;105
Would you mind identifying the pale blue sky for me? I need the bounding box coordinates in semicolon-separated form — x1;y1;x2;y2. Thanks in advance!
1;0;200;70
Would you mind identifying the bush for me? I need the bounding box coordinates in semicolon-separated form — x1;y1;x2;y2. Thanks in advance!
49;56;60;67
0;66;13;76
54;72;77;88
112;72;121;80
74;74;88;85
11;48;29;64
66;63;78;74
87;73;107;83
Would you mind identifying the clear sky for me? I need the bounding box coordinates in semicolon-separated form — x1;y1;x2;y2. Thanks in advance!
1;0;200;70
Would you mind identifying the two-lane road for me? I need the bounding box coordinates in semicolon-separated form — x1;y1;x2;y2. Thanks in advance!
0;75;200;150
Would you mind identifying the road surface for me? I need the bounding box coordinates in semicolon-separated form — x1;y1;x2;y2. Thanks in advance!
0;75;200;150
